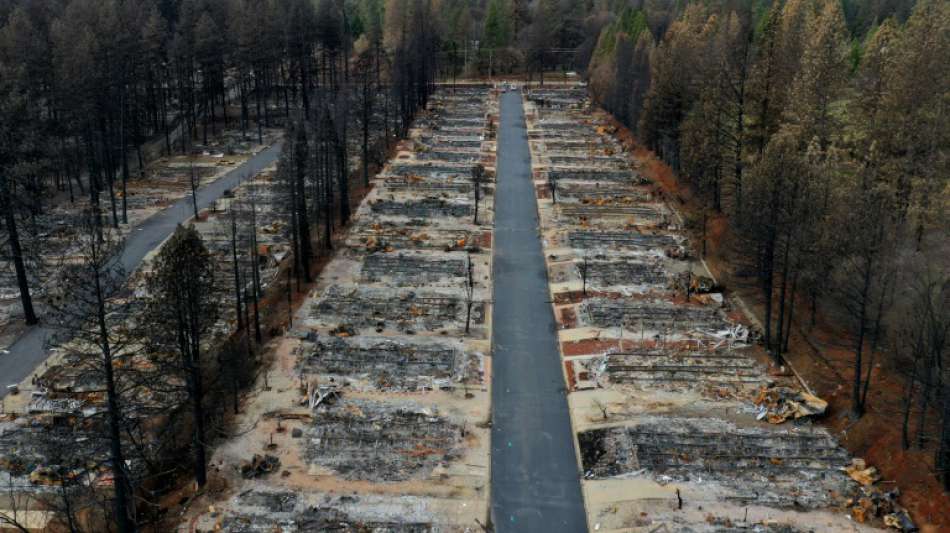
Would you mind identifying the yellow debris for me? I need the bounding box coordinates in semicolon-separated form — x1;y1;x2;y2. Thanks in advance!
845;458;881;486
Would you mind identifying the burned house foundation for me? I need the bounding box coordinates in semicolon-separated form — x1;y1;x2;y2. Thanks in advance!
583;260;670;289
304;398;464;482
296;335;482;391
370;198;473;219
568;230;681;251
582;298;729;334
596;348;764;388
203;490;437;532
309;285;486;336
578;416;855;509
360;251;468;286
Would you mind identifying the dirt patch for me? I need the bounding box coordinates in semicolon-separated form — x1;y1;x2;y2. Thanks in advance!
562;338;623;357
558;306;578;329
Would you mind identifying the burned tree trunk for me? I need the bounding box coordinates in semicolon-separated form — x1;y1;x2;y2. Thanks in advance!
48;218;137;532
0;179;37;325
293;125;314;281
248;195;263;345
95;269;136;533
230;208;245;331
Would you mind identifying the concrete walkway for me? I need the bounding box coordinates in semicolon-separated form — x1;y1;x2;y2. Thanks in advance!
490;90;587;532
0;141;283;400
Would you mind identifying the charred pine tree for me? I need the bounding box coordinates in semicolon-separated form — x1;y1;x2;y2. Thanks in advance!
244;192;264;345
831;169;898;418
314;105;335;250
890;256;949;473
355;53;376;188
46;216;137;533
292;123;314;280
142;225;218;488
732;135;803;365
0;73;38;325
229;207;245;331
334;88;351;224
0;175;37;325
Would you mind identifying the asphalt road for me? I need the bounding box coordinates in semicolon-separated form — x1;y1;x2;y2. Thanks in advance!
490;90;587;532
0;141;283;399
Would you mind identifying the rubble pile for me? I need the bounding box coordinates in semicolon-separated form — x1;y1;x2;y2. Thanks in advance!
241;454;281;479
0;415;117;495
568;230;681;251
361;252;467;286
390;162;484;178
596;348;764;389
583;260;670;289
524;86;894;531
549;169;640;183
583;298;730;332
525;87;588;109
304;398;463;481
296;336;478;391
754;385;829;424
209;490;435;532
557;203;665;221
578;417;853;508
370;198;474;218
555;181;653;200
309;285;485;335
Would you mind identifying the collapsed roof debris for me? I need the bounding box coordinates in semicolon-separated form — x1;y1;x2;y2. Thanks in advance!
594;347;764;388
578;416;855;509
568;230;681;251
206;490;436;532
754;385;829;424
370;197;474;219
304;398;464;482
360;252;467;286
309;285;485;335
582;298;729;333
296;335;482;392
